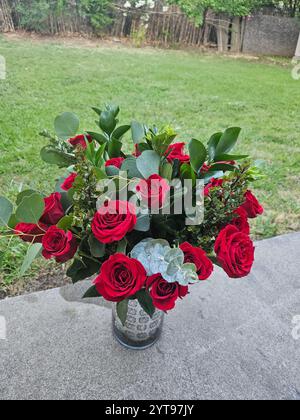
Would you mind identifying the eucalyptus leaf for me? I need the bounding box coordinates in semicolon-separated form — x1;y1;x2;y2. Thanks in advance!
0;197;13;227
121;157;143;179
16;190;39;206
20;243;42;276
131;121;145;144
40;146;76;168
54;112;79;140
136;151;161;179
16;193;45;224
135;213;150;232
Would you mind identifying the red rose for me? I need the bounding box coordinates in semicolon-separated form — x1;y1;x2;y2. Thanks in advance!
94;254;147;302
204;178;224;196
40;193;64;225
200;163;211;174
231;207;250;235
241;190;264;219
180;242;213;281
69;134;92;149
92;200;137;244
14;223;49;243
61;172;77;191
165;142;190;163
136;174;170;210
105;157;125;169
146;274;188;311
42;226;77;263
215;225;255;279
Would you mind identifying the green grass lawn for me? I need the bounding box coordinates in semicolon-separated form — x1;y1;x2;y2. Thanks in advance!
0;35;300;287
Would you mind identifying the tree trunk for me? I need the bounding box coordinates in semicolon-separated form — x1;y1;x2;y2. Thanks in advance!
0;0;14;32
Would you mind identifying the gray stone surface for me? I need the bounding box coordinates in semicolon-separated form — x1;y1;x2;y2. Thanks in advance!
0;233;300;400
243;14;300;57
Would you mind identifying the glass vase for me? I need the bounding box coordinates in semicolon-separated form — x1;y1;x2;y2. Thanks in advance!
112;299;164;350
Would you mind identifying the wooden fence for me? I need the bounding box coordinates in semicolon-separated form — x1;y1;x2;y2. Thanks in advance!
0;1;245;52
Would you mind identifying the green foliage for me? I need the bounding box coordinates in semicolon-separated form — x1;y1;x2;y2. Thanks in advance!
20;243;42;276
83;284;102;298
13;0;113;34
79;0;113;32
117;299;129;326
0;197;13;227
167;0;272;24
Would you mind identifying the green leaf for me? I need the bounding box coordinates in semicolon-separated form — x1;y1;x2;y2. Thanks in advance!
40;146;76;168
0;197;13;227
66;258;101;284
88;235;106;258
20;243;42;276
215;127;242;156
8;214;18;229
189;139;207;174
113;125;131;140
54;112;80;140
83;285;102;299
136;151;161;179
131;121;145;144
92;107;102;116
117;238;128;255
100;110;117;135
208;163;236;172
15;193;44;224
87;131;108;145
160;163;173;181
117;299;129;326
16;190;39;206
136;290;155;318
108;138;122;158
105;166;120;177
121;157;143;179
135;214;150;232
180;163;196;186
57;215;73;231
203;171;224;184
208;132;222;161
214;153;249;161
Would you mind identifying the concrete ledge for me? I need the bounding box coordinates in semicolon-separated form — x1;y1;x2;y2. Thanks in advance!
0;233;300;400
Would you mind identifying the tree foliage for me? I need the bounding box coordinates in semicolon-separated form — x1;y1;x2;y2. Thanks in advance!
167;0;273;24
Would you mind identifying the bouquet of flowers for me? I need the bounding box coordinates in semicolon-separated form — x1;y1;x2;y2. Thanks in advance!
0;104;264;324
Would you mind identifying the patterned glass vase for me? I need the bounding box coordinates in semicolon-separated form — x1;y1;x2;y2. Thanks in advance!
112;299;164;350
